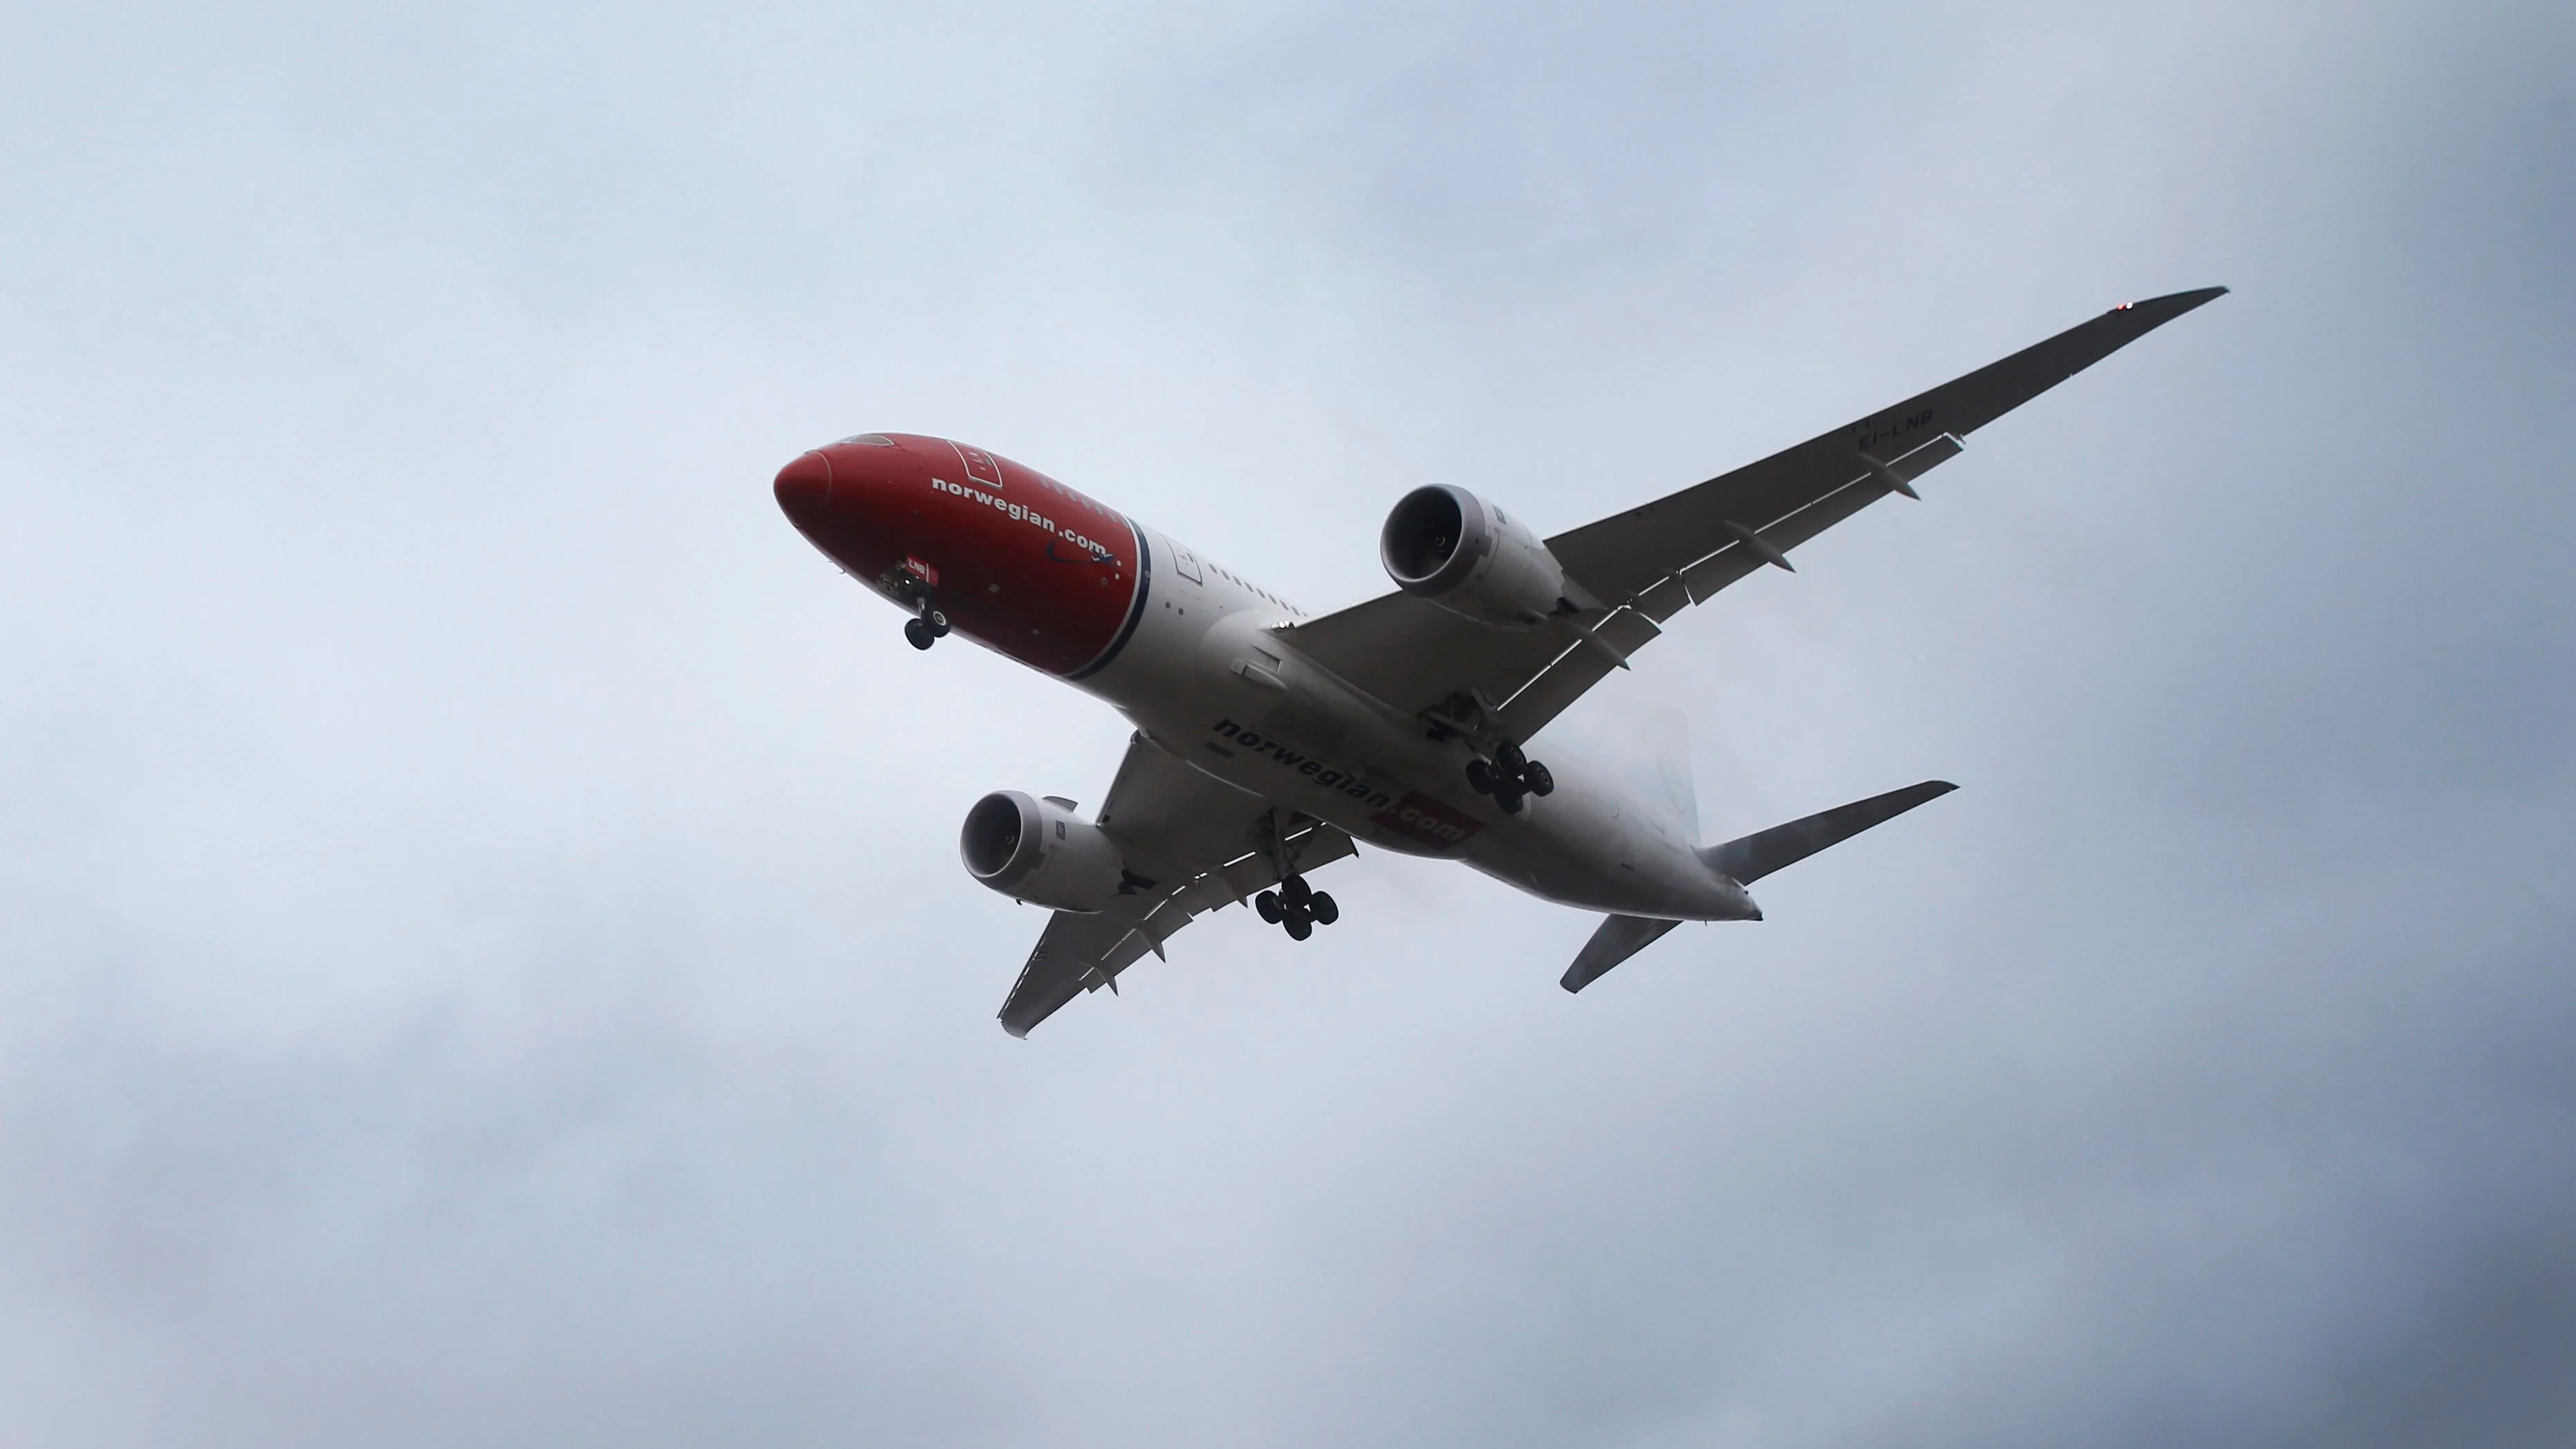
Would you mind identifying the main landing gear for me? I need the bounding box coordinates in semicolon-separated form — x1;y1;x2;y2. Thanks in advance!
1422;692;1553;817
1254;873;1339;942
1465;740;1554;815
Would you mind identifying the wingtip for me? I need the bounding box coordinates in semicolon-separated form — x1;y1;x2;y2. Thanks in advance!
2119;285;2230;316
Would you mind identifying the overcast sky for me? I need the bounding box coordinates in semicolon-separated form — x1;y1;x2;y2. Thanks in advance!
2;1;2572;1445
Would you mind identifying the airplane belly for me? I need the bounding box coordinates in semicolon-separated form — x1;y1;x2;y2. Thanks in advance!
1133;701;1744;918
1125;704;1464;860
1461;760;1752;919
1464;826;1730;917
1083;553;1493;859
1102;595;1738;900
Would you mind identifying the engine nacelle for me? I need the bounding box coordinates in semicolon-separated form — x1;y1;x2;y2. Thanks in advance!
958;790;1128;913
1379;484;1574;628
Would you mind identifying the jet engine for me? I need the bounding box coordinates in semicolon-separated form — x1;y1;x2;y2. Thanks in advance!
959;790;1129;913
1379;484;1577;627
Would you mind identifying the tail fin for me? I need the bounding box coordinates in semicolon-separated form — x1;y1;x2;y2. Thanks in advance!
1699;780;1958;885
1562;781;1956;996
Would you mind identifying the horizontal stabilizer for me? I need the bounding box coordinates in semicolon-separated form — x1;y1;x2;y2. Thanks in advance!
1701;780;1958;885
1562;914;1685;994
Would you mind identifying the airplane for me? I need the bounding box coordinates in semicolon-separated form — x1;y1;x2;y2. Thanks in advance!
774;287;2226;1035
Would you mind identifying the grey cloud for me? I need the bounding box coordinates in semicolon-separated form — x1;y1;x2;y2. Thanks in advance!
3;1;2573;1446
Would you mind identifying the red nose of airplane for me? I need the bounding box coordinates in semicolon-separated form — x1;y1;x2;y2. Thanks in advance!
774;450;834;527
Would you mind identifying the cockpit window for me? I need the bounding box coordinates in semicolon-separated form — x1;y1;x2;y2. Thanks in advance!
834;433;898;447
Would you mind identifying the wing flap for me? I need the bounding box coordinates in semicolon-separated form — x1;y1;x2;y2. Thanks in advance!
998;815;1356;1037
1496;613;1638;741
1289;290;2222;737
1547;289;2226;604
1132;821;1356;956
1679;431;1962;601
1501;436;1958;737
1000;911;1150;1038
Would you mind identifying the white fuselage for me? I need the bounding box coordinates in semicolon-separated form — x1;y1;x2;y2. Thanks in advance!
1076;527;1755;921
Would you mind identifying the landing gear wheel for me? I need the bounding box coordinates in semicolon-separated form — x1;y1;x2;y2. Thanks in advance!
1495;788;1525;815
925;609;951;638
1524;761;1555;797
904;618;936;650
1281;874;1312;907
1255;889;1282;924
1465;758;1495;795
1308;891;1338;926
1285;914;1314;942
1497;741;1527;774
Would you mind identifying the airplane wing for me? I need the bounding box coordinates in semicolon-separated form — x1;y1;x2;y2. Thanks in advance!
1279;287;2226;739
996;731;1356;1036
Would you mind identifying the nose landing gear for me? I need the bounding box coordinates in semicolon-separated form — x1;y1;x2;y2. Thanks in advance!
889;566;951;651
1466;740;1554;814
1255;873;1338;942
903;609;951;650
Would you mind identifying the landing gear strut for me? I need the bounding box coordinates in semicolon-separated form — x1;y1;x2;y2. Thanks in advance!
1255;873;1338;942
1466;739;1554;814
891;569;951;651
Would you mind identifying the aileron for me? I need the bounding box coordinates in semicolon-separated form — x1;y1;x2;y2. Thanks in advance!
998;779;1356;1036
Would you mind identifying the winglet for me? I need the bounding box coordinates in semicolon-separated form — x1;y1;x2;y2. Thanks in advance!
2118;284;2228;313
